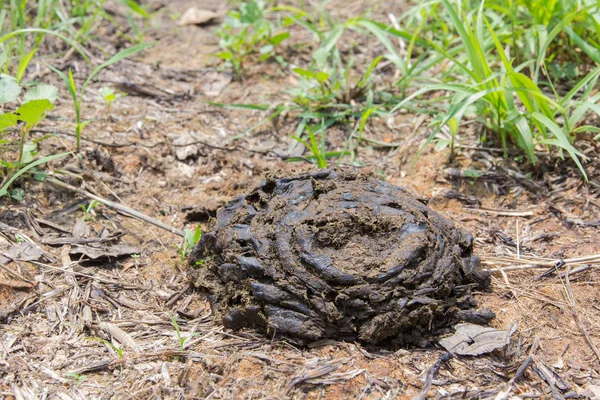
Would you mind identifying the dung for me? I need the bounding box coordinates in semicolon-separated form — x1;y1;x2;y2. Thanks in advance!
189;168;493;346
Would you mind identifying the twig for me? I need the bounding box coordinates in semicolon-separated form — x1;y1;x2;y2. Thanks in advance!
466;207;534;217
412;352;451;400
495;356;533;400
46;177;184;237
557;264;592;278
564;268;600;362
482;253;600;273
68;350;200;374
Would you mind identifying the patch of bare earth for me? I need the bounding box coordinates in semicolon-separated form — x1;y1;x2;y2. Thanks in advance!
2;0;600;399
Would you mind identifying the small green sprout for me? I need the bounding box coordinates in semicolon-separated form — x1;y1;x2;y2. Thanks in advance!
88;337;123;358
79;200;101;221
99;86;126;115
170;313;201;351
175;225;202;262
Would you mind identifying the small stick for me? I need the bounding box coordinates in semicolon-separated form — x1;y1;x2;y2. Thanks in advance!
466;207;534;217
412;352;451;400
516;219;520;259
557;264;592;278
495;356;533;400
47;177;184;237
564;269;600;362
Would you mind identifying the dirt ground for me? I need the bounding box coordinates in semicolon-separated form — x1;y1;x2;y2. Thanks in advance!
1;0;600;399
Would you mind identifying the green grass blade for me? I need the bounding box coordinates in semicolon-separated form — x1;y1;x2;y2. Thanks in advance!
532;112;587;179
83;42;155;93
354;19;407;74
0;28;90;64
0;152;71;197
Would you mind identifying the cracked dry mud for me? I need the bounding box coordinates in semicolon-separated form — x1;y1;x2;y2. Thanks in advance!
189;168;494;346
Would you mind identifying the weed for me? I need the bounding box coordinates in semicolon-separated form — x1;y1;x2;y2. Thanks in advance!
99;86;126;115
49;42;154;153
64;372;87;383
175;225;202;262
216;0;290;77
386;0;597;177
87;337;123;358
170;313;201;351
289;122;348;168
79;199;101;221
0;81;70;198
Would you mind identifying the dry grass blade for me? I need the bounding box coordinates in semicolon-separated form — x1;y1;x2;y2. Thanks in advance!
98;322;140;353
482;253;600;273
67;350;197;374
46;177;185;237
563;269;600;362
466;207;535;217
287;359;344;393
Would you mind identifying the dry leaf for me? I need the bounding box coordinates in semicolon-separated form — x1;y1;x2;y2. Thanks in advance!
438;323;516;355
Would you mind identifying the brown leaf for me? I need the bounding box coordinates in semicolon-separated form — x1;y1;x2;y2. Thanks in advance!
438;323;516;355
5;242;45;261
70;244;139;260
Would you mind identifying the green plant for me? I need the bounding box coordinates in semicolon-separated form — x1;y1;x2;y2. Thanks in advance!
49;42;154;153
216;0;290;77
99;86;126;115
170;313;201;351
79;199;101;221
290;53;383;111
88;337;123;358
118;0;154;44
388;0;596;177
64;372;87;383
175;225;202;262
289;123;348;168
0;80;69;198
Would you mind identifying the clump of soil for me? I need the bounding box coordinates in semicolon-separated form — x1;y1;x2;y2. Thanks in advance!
189;168;493;346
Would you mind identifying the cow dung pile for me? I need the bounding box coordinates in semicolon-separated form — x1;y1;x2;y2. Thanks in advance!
189;168;493;346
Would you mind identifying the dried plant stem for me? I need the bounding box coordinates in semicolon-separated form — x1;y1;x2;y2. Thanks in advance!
564;270;600;362
47;177;184;237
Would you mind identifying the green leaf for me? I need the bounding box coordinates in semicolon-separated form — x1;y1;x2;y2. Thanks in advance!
48;66;77;103
355;20;407;74
193;225;202;243
259;44;274;55
216;51;233;60
564;26;600;64
269;32;290;45
0;152;71;197
21;143;36;164
532;112;587;179
16;47;38;82
0;113;18;132
0;28;91;65
0;75;22;104
313;24;344;66
120;0;149;18
15;99;53;129
9;188;25;201
293;67;316;80
23;83;59;103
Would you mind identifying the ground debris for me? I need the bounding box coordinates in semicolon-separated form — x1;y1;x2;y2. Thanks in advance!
70;244;139;260
438;323;516;356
